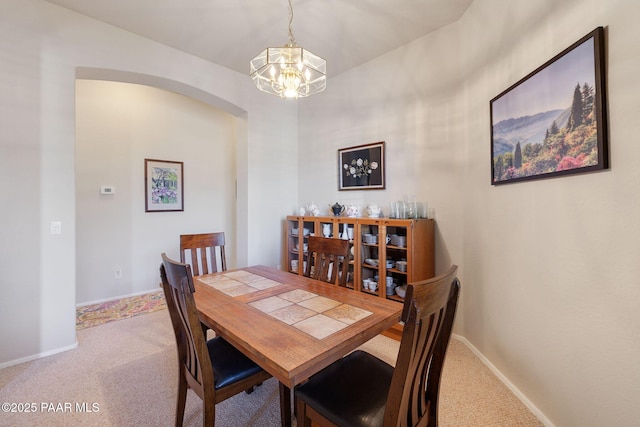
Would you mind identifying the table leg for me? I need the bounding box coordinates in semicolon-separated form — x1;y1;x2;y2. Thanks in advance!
279;382;292;427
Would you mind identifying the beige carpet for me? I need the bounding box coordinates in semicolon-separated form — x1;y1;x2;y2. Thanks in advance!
0;309;542;426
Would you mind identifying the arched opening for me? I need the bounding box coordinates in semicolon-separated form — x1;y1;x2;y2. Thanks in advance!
74;68;249;305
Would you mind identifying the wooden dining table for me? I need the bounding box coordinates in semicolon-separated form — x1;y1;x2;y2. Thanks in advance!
193;265;402;427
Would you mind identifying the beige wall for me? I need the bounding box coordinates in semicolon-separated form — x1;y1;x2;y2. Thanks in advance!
299;0;640;426
2;0;640;425
0;0;298;366
459;1;640;426
75;80;238;304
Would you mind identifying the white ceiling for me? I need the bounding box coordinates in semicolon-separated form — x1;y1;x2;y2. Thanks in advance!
44;0;473;77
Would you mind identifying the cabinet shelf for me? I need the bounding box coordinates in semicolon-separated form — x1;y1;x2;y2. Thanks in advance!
386;294;404;303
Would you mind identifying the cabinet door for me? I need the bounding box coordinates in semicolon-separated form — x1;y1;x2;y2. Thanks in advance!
286;217;303;274
286;216;318;275
383;220;411;302
318;218;336;238
358;219;384;296
300;218;317;274
335;219;356;289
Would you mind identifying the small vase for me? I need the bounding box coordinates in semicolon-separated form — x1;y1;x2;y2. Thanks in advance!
356;175;370;186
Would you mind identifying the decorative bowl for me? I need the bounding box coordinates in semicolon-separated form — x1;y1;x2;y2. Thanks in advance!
395;285;407;298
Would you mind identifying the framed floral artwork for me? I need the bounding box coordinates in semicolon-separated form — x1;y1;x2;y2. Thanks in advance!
338;141;385;190
144;158;184;212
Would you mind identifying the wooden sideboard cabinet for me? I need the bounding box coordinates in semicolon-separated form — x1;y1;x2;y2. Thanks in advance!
284;215;435;338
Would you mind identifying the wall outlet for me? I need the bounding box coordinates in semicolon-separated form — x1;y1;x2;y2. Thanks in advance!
115;266;122;279
50;221;62;234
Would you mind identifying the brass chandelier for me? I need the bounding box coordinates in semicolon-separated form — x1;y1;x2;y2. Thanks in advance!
250;0;326;99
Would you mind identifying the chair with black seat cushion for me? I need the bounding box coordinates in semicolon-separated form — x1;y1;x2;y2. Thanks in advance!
180;232;227;276
160;253;272;427
303;236;350;287
295;265;460;427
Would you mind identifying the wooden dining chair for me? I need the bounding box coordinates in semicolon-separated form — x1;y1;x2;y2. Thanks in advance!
160;253;272;427
295;265;460;427
303;236;350;287
180;232;227;276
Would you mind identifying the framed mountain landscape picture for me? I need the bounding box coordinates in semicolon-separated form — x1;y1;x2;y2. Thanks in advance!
490;27;608;185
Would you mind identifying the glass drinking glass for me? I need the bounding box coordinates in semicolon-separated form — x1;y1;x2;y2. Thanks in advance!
397;201;406;218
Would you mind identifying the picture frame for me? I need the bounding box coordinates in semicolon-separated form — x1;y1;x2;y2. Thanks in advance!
338;141;385;191
490;27;608;185
144;158;184;212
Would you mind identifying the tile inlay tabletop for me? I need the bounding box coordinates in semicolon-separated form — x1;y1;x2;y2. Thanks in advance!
250;291;372;339
193;265;403;427
198;272;281;296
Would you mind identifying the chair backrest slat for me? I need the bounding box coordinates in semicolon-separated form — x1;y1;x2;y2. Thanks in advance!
303;236;350;287
180;232;227;276
383;265;460;427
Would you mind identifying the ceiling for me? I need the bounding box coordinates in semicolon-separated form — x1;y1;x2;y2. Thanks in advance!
45;0;473;77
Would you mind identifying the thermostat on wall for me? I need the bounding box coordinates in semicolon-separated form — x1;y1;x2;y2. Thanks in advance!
100;186;115;195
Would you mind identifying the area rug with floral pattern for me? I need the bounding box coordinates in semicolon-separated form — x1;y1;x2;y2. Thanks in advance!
76;290;167;330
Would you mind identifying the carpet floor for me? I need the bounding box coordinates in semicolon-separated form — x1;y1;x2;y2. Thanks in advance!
1;296;543;426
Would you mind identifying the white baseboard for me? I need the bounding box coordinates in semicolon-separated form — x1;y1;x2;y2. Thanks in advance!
76;288;162;307
0;341;78;370
452;334;555;427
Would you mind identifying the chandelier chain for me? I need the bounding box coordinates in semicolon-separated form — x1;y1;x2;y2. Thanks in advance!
287;0;296;46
